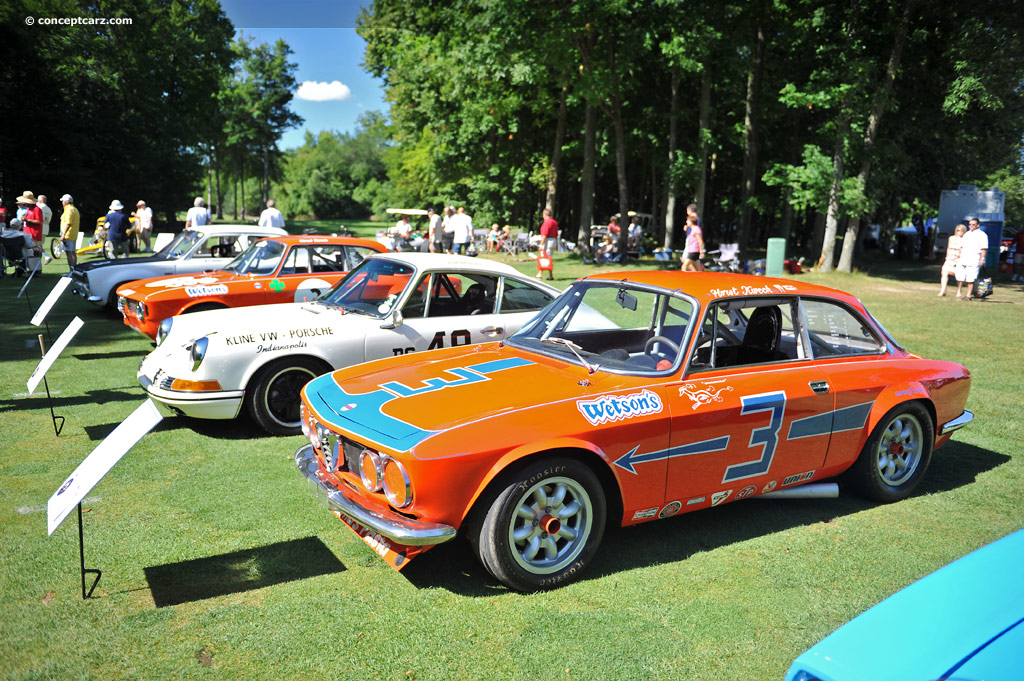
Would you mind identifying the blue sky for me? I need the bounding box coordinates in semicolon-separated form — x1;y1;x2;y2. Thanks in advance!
219;0;387;150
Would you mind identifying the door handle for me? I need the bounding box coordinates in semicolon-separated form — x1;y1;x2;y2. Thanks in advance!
482;326;504;337
809;380;829;394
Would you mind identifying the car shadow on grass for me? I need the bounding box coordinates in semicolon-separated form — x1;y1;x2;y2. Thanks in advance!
143;536;345;607
404;440;1008;596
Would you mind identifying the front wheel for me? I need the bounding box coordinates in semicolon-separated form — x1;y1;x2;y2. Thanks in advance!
846;402;934;503
246;358;330;435
50;238;64;259
102;239;115;259
472;457;606;591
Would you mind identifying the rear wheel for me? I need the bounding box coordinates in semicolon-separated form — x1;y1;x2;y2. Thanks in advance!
246;358;329;435
471;457;606;592
846;402;933;503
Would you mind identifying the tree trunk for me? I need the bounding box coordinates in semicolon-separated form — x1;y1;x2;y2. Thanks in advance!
738;22;765;259
232;155;238;221
214;148;222;220
695;64;712;218
664;70;681;249
819;124;847;273
262;146;270;207
240;159;246;221
612;94;630;257
545;79;569;213
837;0;910;272
577;102;597;253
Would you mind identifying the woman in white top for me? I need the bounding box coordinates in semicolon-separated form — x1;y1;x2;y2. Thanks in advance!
938;223;966;296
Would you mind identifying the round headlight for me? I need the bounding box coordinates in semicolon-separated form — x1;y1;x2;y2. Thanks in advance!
156;318;173;346
359;449;383;492
190;336;209;371
382;457;412;508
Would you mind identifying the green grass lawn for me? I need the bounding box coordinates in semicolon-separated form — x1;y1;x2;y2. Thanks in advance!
1;248;1021;680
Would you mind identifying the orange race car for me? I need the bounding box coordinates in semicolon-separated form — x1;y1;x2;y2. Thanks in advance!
295;271;974;591
117;235;385;339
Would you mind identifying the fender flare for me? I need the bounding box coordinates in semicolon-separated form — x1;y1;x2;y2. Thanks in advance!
866;381;936;435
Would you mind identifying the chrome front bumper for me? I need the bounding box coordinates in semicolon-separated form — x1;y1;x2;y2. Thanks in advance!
294;444;456;547
940;409;974;436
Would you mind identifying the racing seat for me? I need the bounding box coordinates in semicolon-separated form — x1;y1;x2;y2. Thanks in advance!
737;306;782;365
463;283;492;315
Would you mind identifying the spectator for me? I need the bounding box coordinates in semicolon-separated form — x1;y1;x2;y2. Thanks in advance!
59;193;81;270
487;223;500;252
954;217;988;300
608;215;621;235
937;223;965;296
451;206;473;255
1;217;33;270
391;214;412;250
134;200;154;252
37;194;53;235
539;208;559;254
16;191;50;264
681;213;704;272
427;208;443;253
1012;227;1024;282
258;199;285;229
105;199;132;258
442;206;455;253
185;196;211;228
628;215;643;251
596;235;616;263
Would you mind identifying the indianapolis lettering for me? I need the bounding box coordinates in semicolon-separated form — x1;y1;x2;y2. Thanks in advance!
577;389;663;426
257;341;308;354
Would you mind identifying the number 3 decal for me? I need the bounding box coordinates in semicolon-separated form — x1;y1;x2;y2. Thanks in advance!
722;391;787;483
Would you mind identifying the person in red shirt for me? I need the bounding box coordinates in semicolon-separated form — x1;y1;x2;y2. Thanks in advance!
539;208;559;254
1012;228;1024;282
16;191;50;264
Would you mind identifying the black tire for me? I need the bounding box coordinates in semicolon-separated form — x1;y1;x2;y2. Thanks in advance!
846;402;933;503
246;358;330;435
471;457;606;592
50;238;64;259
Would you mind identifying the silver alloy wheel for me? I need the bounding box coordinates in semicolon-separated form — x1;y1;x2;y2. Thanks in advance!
507;475;593;575
875;412;924;487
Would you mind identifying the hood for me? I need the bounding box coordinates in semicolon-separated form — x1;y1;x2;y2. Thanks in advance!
790;529;1024;681
75;254;170;273
121;271;242;302
304;345;594;452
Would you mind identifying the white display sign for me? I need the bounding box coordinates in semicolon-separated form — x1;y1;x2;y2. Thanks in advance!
47;399;164;535
26;316;84;395
31;276;73;326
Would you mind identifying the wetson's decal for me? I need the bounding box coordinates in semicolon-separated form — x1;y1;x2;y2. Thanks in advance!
577;389;663;426
186;284;229;298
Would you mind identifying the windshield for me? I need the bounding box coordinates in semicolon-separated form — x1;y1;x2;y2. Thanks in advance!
509;281;697;374
160;230;203;259
317;257;415;317
222;239;286;275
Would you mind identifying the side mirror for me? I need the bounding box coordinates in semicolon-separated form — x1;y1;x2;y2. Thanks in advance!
380;308;404;330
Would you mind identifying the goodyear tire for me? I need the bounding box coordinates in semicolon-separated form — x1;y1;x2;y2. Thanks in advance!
246;358;329;435
473;458;605;592
50;238;64;259
847;402;933;503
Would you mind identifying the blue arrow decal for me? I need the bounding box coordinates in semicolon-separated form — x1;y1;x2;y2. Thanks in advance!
614;436;731;475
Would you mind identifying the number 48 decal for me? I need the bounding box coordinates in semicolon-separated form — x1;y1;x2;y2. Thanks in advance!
722;391;786;483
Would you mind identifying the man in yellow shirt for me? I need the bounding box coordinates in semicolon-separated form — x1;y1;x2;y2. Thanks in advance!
59;193;81;270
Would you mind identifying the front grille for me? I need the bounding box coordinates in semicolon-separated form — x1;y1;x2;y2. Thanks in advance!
122;298;143;320
159;375;175;390
341;437;364;474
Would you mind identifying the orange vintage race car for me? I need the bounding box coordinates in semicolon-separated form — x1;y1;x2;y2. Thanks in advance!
295;271;973;591
117;235;385;339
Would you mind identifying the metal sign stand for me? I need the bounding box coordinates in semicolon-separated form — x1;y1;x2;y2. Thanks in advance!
36;335;64;436
77;504;101;598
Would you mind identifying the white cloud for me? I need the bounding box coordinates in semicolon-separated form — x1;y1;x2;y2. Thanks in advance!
295;80;352;102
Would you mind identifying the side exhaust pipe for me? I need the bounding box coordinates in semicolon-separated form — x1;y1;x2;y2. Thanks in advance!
760;482;839;500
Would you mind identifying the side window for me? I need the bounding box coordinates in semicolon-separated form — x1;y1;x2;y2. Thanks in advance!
499;278;555;312
345;245;379;270
197;236;227;256
427;273;497;318
278;247;311;275
690;299;802;370
310;245;347;273
400;273;431;319
801;299;884;357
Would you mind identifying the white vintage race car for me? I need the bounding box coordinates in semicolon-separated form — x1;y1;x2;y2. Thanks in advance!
138;253;560;434
71;224;288;307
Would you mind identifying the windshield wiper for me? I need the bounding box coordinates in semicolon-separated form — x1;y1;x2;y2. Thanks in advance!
542;337;599;374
